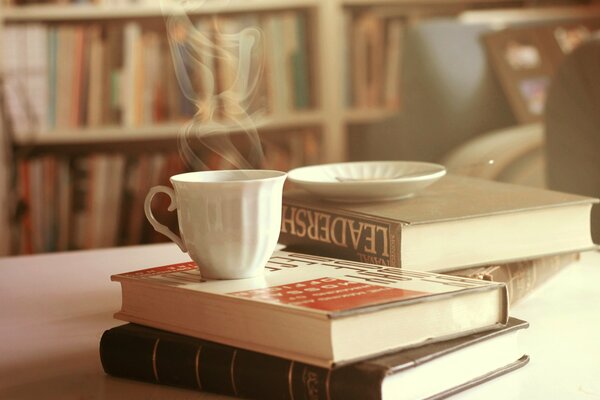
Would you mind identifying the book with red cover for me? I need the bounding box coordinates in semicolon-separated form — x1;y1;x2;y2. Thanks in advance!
100;317;529;400
112;251;508;367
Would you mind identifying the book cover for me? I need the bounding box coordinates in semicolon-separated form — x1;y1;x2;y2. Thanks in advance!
112;250;508;368
280;174;597;271
100;317;529;400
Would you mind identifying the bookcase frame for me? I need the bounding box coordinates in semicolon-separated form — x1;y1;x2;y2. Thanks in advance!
0;0;594;255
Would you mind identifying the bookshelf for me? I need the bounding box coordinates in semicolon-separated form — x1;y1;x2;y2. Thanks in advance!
0;0;10;256
0;0;592;255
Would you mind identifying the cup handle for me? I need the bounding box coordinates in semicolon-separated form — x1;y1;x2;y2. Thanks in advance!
144;185;187;252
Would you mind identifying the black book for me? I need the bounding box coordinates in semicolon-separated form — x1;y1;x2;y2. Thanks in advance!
100;317;529;400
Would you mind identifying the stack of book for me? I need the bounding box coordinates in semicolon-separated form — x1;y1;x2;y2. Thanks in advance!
100;174;597;399
279;174;597;302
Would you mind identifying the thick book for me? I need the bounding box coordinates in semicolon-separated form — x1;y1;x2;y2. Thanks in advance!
280;174;597;271
112;251;508;368
100;317;529;400
447;251;580;305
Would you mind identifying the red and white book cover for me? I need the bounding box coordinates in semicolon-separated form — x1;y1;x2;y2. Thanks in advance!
113;250;502;317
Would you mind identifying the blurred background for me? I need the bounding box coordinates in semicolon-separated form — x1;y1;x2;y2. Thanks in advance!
1;0;599;256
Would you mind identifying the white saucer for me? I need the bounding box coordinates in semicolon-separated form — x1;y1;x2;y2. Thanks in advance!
287;161;446;202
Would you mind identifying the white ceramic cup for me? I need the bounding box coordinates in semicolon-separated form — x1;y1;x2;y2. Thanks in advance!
144;169;287;279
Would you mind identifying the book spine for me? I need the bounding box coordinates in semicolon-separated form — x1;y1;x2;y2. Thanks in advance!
100;325;384;400
292;12;310;110
447;252;579;305
279;200;401;267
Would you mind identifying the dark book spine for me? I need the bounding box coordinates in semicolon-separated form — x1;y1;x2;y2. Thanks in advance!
279;201;401;267
100;324;384;400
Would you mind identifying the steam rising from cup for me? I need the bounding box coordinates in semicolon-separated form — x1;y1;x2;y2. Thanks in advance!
163;0;266;170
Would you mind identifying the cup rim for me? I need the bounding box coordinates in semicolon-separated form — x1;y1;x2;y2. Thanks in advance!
170;169;287;183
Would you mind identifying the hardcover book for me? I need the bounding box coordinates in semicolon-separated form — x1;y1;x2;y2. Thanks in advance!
100;317;529;400
112;251;509;368
279;174;597;271
447;251;580;305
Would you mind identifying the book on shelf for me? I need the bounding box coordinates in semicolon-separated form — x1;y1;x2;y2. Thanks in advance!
447;251;580;305
263;12;289;115
342;9;405;110
100;317;529;400
14;150;189;253
24;23;48;134
291;11;311;110
2;24;33;137
352;11;385;108
383;17;405;109
2;13;314;136
12;124;321;254
279;174;598;271
111;250;509;368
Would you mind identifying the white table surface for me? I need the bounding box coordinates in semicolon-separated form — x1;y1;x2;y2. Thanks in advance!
1;243;599;400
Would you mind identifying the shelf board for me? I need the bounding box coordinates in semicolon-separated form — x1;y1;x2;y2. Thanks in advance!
344;108;398;124
459;4;600;25
3;0;318;22
13;111;324;146
340;0;524;7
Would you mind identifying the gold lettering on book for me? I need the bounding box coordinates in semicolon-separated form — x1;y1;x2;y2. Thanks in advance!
307;211;319;240
302;367;321;400
295;209;308;237
318;213;331;243
281;206;391;257
152;339;160;383
348;221;362;250
194;345;203;390
357;252;389;265
330;217;347;246
376;225;389;256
